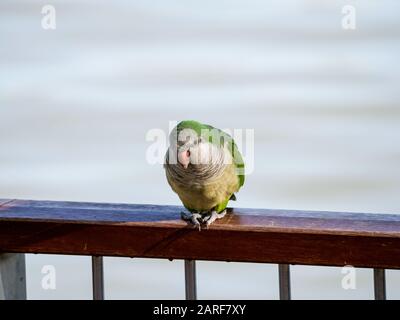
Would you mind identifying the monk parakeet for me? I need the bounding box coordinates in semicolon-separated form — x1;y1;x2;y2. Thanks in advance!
164;120;245;229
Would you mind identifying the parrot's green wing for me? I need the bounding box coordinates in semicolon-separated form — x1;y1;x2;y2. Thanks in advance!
177;120;245;188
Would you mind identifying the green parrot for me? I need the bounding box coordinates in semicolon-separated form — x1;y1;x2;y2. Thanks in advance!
164;120;245;228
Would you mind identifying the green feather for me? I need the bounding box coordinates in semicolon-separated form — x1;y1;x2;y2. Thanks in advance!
214;197;230;213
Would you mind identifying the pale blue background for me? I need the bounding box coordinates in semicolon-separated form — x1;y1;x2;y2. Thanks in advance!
1;0;400;299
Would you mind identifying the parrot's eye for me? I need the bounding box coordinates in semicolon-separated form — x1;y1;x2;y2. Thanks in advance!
186;150;191;157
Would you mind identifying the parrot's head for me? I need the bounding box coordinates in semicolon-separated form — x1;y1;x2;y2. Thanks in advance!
167;120;225;170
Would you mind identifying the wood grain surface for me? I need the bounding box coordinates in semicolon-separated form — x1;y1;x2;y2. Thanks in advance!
1;199;400;269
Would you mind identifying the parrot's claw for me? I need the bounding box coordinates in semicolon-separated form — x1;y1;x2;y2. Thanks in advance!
204;210;227;228
191;213;202;231
181;211;202;230
181;210;226;230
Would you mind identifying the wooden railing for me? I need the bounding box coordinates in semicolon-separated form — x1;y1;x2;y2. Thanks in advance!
1;199;399;300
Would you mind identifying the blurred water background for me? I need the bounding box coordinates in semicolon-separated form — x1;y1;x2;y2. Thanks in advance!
1;0;400;299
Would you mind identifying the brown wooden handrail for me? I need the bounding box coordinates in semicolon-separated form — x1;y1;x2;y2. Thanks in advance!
1;199;400;269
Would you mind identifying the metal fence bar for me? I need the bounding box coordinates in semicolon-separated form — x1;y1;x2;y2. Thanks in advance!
184;260;197;300
92;256;104;300
374;268;386;300
0;254;26;300
278;264;291;300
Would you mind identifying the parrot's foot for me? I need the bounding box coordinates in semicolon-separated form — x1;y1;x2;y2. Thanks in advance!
203;210;227;228
181;210;226;230
181;211;202;230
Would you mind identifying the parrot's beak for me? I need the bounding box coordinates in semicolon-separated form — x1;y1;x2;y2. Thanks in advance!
178;150;190;169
